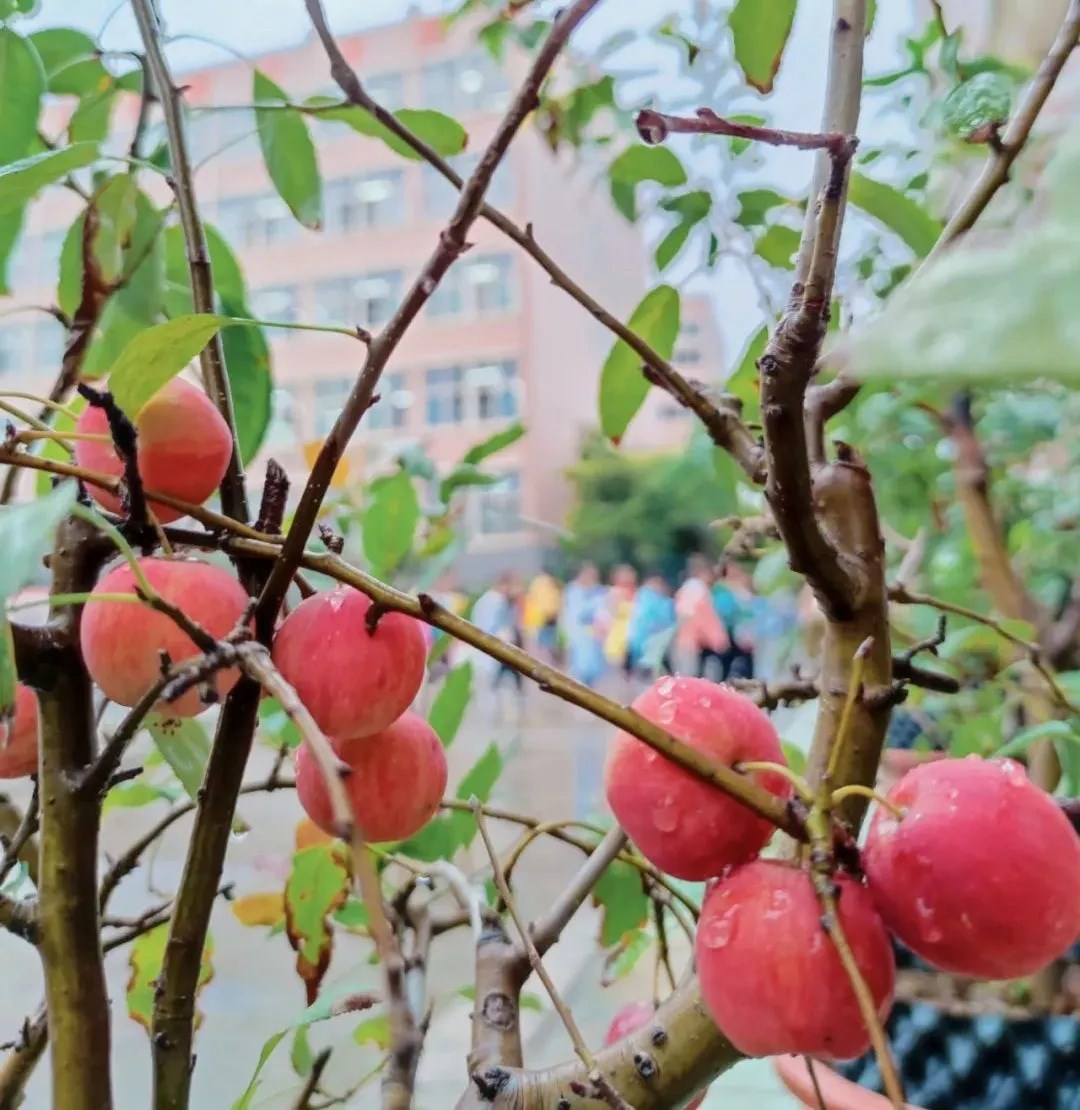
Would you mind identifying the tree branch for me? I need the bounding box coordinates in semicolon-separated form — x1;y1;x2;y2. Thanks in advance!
0;788;39;886
131;0;249;524
0;1004;47;1110
304;0;762;477
636;106;855;153
262;0;603;621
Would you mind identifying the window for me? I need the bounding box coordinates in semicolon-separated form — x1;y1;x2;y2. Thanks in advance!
33;318;66;371
681;321;701;337
422;154;514;220
422;52;510;114
314;379;352;437
425;366;463;426
475;472;521;535
428;255;514;318
214;194;295;249
674;348;702;366
365;372;410;431
250;286;299;326
315;271;402;329
0;326;30;374
425;360;518;425
266;386;298;446
325;171;405;232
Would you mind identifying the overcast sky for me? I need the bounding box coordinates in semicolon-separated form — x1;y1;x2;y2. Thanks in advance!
22;0;923;358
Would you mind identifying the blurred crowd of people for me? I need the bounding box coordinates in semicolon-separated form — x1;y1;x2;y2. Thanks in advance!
433;555;807;699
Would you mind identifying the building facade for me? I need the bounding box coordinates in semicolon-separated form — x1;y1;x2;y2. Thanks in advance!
3;10;723;574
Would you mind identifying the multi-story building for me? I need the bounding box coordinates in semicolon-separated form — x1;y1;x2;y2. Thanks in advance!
3;10;723;576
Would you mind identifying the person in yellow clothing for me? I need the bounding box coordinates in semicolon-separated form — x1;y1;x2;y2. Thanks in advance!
603;565;638;684
523;571;563;661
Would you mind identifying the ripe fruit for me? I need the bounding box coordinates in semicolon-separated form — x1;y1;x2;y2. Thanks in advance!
696;860;895;1060
294;712;448;843
0;685;38;779
863;756;1080;980
272;588;426;741
74;377;232;524
603;1003;705;1109
603;676;792;880
80;557;249;717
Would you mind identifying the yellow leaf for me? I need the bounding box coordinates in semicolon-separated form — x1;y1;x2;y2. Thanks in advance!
295;817;334;853
302;441;351;489
231;892;285;928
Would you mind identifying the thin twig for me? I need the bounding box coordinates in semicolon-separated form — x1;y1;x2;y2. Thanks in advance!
292;1048;333;1110
0;788;39;885
636;107;855;153
473;804;632;1110
130;0;248;524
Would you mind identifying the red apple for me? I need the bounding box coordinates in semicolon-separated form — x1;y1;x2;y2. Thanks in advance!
603;676;792;880
603;1002;705;1108
272;587;426;741
863;756;1080;980
80;557;249;717
696;859;895;1060
0;685;39;779
75;377;232;524
294;711;448;843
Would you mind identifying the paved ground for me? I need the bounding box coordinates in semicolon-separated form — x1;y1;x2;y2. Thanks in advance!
0;680;805;1109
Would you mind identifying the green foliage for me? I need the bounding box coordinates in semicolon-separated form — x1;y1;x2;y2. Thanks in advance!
565;429;737;576
128;925;213;1033
362;468;420;576
654;189;711;271
0;143;98;214
598;285;680;442
591;858;648;947
847;172;942;258
307;99;468;161
942;72;1012;139
728;0;797;94
145;716;213;802
428;662;473;748
462;421;525;465
608;145;686;222
0;481;77;601
753;223;800;268
0;28;45;165
253;70;322;229
29;28;109;95
284;842;350;1004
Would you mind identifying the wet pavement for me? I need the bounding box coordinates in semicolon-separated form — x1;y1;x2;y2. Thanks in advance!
0;681;800;1108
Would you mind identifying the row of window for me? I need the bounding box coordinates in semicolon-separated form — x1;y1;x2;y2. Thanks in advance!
265;360;520;444
213;155;514;250
248;252;515;330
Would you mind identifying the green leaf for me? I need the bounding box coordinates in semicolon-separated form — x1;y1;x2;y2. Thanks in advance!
848;172;942;258
729;0;797;94
69;83;117;145
0;204;25;295
81;299;153;381
29;28;107;96
462;421;525;465
107;313;230;418
0;28;45;167
591;859;648;948
219;296;272;465
290;1026;313;1077
0;144;98;215
445;743;504;850
438;464;498;505
353;1014;391;1050
284;843;350;1003
608;145;687;221
598;285;681;442
849;221;1080;385
231;1030;287;1110
782;741;806;776
103;780;181;814
332;899;369;930
253;70;322;229
309;99;468;161
735;188;789;228
604;927;652;983
992;720;1080;760
428;662;472;748
0;481;77;600
726;323;768;421
145;715;212;800
164;222;248;307
725;113;766;155
654;189;711;271
754;223;800;268
128;925;212;1033
0;618;16;724
942;72;1011;139
362;469;420;573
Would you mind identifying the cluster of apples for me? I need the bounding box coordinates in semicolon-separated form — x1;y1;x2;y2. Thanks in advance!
604;675;1080;1061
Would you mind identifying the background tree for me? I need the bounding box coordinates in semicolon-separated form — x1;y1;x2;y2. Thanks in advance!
0;1;1077;1109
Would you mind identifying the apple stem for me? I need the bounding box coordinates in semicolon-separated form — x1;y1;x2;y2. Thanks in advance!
815;881;907;1110
829;784;905;821
737;760;814;803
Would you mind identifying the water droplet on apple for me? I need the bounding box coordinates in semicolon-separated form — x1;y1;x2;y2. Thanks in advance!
652;795;679;832
656;677;676;698
697;697;712;709
657;700;677;725
764;888;793;920
701;908;738;949
960;913;974;931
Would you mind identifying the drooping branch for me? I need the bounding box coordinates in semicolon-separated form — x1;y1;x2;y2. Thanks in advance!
304;0;762;478
0;1003;47;1110
131;0;249;525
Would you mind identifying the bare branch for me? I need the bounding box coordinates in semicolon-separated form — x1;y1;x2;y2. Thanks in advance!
0;1003;48;1110
0;788;39;886
131;0;249;524
636;106;855;153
